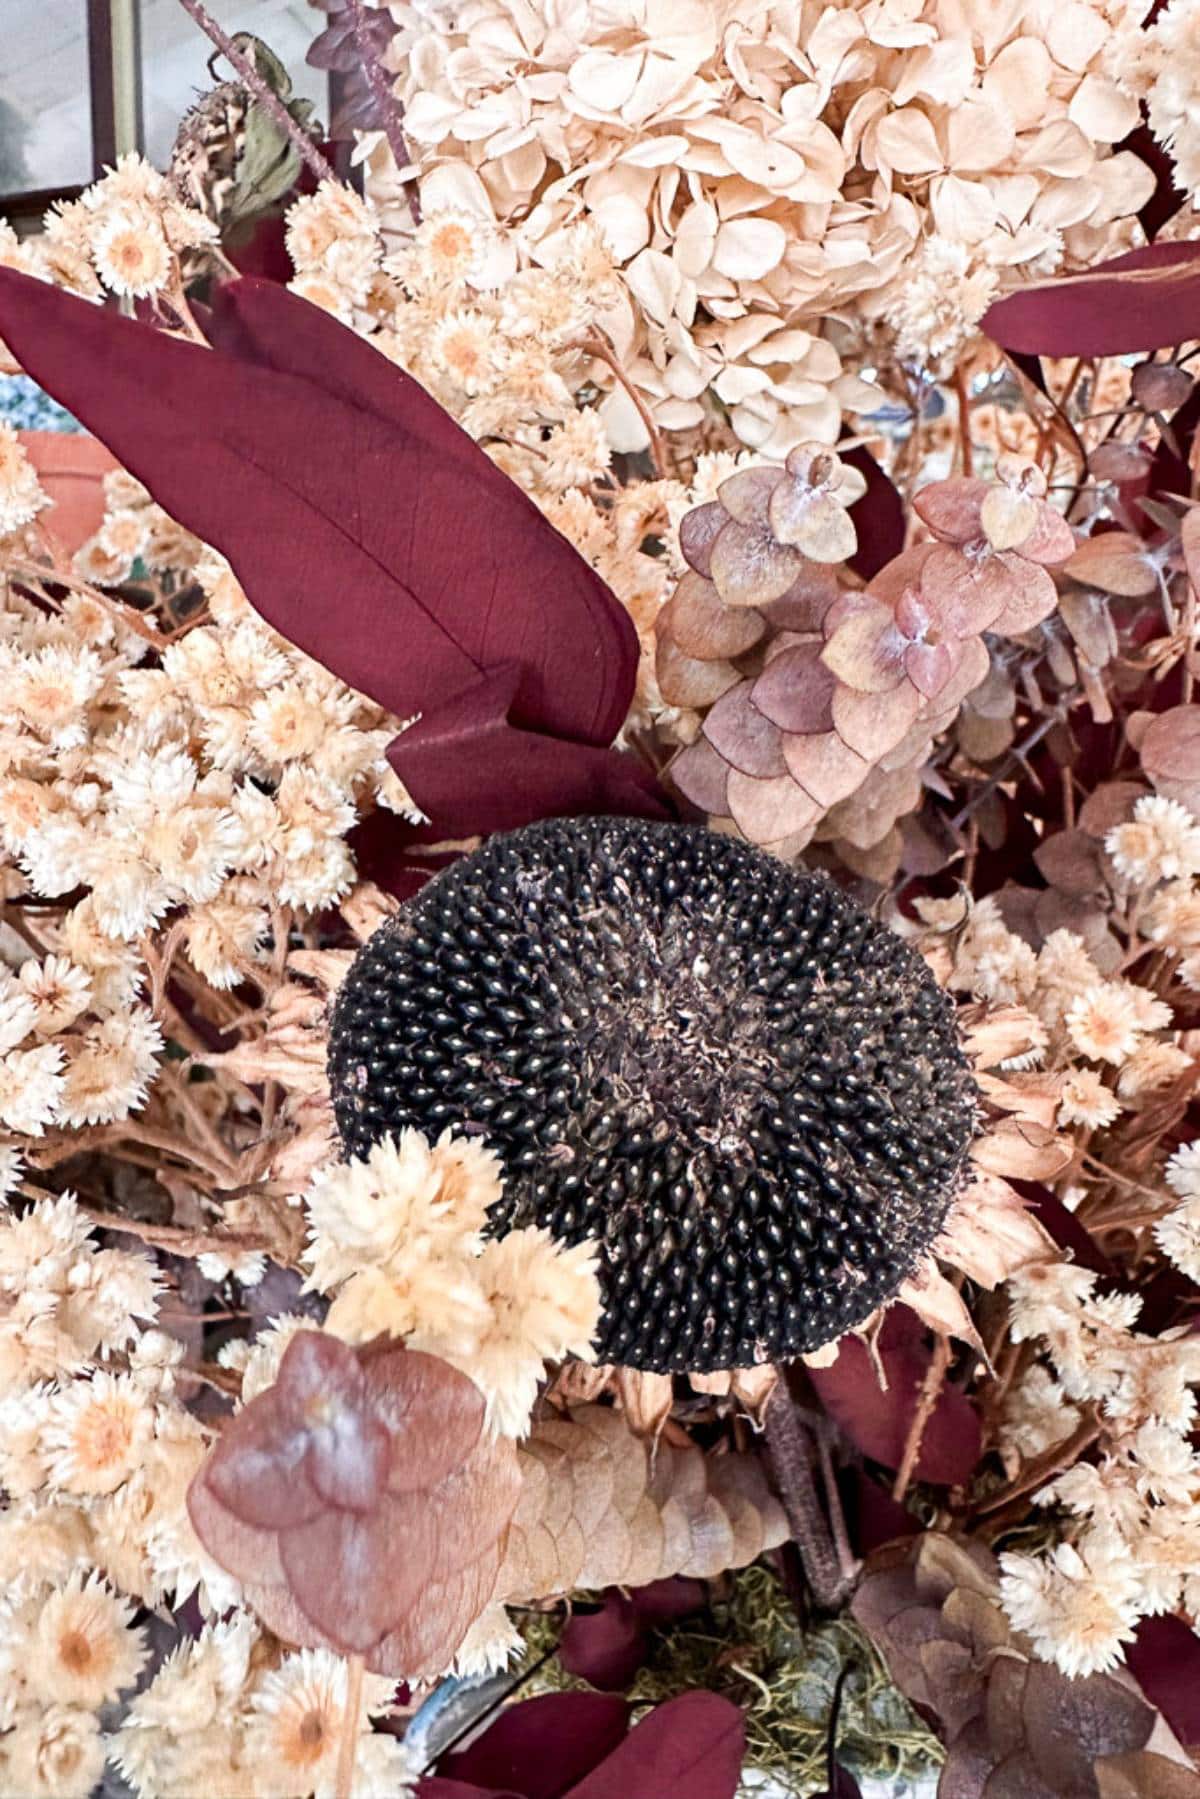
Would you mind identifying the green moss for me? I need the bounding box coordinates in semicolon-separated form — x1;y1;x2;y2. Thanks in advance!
519;1563;941;1795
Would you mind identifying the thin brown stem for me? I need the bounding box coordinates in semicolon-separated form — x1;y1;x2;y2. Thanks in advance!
892;1333;950;1502
174;0;337;188
764;1376;853;1609
335;1653;365;1799
345;0;419;223
954;364;974;478
566;333;667;479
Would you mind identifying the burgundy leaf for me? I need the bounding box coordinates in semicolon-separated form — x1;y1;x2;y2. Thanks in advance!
416;1781;525;1799
1017;1182;1117;1278
387;666;670;839
628;1577;707;1628
0;269;648;837
439;1695;631;1799
843;444;905;582
808;1312;981;1485
559;1593;648;1691
844;1467;921;1556
812;1767;864;1799
565;1693;745;1799
1119;120;1187;243
1127;1614;1200;1748
982;242;1200;357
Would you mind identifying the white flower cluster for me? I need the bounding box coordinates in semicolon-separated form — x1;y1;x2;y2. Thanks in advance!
1109;0;1200;200
1001;1260;1200;1678
915;895;1189;1131
304;1128;602;1436
0;1193;414;1798
0;473;418;1151
1;154;218;304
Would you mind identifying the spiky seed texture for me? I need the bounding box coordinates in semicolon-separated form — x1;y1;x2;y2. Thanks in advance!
328;819;978;1373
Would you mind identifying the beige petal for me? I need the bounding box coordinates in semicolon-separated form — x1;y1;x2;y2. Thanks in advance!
712;217;787;280
970;1117;1072;1181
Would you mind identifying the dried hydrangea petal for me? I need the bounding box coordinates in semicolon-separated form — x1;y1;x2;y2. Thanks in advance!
752;641;838;734
782;730;871;808
701;682;787;777
669;737;730;816
821;598;907;694
831;680;923;759
655;634;740;708
716;466;784;526
767;483;857;563
709;519;803;609
668;572;767;660
724;767;823;844
678;501;726;578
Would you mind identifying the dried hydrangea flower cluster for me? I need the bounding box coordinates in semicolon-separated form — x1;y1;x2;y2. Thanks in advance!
374;0;1155;450
662;457;1072;870
300;1127;602;1435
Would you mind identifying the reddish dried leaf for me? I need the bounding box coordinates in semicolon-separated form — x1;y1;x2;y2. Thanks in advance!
1127;1614;1200;1750
0;269;637;787
560;1593;647;1691
1022;1663;1155;1793
1033;829;1106;897
809;1324;981;1485
843;443;905;581
913;479;990;544
717;466;782;526
760;563;840;633
439;1694;631;1799
655;636;740;709
1141;706;1200;783
417;1781;525;1799
1095;1753;1200;1799
822;600;907;694
982;241;1200;357
831;681;922;759
566;1693;745;1799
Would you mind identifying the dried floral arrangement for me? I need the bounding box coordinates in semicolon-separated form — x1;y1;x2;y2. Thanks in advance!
5;2;1200;1796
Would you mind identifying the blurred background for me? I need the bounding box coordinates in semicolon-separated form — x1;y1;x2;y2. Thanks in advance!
2;0;326;222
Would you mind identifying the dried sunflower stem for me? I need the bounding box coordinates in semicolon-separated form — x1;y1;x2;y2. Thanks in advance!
173;0;337;188
335;1652;365;1799
764;1378;852;1609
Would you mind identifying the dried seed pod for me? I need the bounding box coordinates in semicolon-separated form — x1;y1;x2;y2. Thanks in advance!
497;1404;788;1599
329;817;978;1373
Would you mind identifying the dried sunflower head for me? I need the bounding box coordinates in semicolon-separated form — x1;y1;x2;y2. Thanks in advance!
328;819;978;1374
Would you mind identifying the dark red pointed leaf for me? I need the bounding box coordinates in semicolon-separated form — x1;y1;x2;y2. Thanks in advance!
439;1694;631;1799
1127;1614;1200;1749
0;268;644;836
843;444;905;581
983;242;1200;357
812;1767;864;1799
559;1594;647;1691
1017;1182;1116;1277
387;667;670;839
808;1317;981;1485
565;1694;745;1799
416;1781;525;1799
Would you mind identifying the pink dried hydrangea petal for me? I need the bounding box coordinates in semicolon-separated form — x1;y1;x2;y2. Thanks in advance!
904;638;960;699
275;1330;368;1425
1016;503;1076;566
709;520;802;609
305;1409;391;1513
821;600;907;694
371;1547;503;1680
669;737;730;816
279;1493;437;1653
918;544;1013;636
933;634;991;710
187;1466;290;1586
725;768;821;842
668;572;766;660
913;477;991;543
701;682;787;777
751;642;837;734
426;1437;521;1583
363;1344;485;1495
678;501;725;578
767;482;857;563
655;636;739;709
716;466;783;526
987;559;1059;635
759;564;840;633
831;680;922;759
781;731;870;808
202;1402;325;1530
